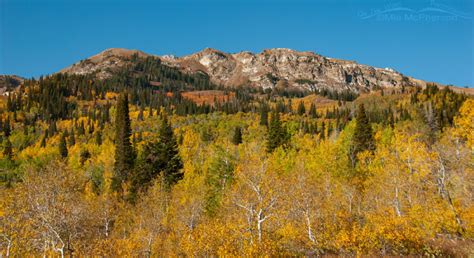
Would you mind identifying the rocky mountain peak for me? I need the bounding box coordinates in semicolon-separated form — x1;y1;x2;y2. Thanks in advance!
60;47;432;92
60;48;151;79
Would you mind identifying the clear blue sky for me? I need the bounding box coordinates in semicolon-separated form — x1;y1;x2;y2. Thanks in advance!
1;0;473;87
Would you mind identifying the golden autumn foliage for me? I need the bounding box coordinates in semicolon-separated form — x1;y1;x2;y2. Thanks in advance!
1;94;473;257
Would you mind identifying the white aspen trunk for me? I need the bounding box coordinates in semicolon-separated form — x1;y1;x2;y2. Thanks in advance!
305;211;316;244
5;238;11;258
257;209;263;242
394;186;402;216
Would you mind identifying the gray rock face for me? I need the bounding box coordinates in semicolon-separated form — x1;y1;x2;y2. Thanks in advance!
61;47;426;92
173;48;421;92
0;75;24;95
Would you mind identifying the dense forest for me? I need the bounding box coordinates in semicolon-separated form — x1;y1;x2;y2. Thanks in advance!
0;55;473;256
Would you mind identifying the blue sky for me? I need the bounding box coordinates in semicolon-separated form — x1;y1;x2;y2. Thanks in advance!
1;0;473;87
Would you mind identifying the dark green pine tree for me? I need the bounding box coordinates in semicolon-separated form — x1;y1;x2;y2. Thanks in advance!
309;103;318;118
68;128;76;146
157;114;183;187
148;105;154;117
6;95;13;112
48;121;57;136
232;126;243;145
352;104;375;162
259;105;269;127
40;131;48;148
3;117;11;137
77;121;85;135
59;132;68;158
95;130;102;145
320;121;326;140
297;102;306;116
130;113;183;198
112;93;135;192
266;111;287;153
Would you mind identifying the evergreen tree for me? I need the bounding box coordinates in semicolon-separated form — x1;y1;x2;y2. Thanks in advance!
3;117;11;137
80;149;91;166
88;122;95;134
259;105;269;127
157;114;183;187
232;126;243;145
149;105;154;117
95;130;102;145
352;104;375;162
77;121;85;135
297;101;306;116
48;121;57;136
3;138;13;160
68;128;76;146
138;106;144;121
266;111;287;153
59;132;68;158
309;103;317;118
130;114;183;198
320;121;326;140
112;93;135;192
40;132;48;148
6;95;13;112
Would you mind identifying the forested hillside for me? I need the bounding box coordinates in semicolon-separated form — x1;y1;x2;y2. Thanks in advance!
0;54;473;256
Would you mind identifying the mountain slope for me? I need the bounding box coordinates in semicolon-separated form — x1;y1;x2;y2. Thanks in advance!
60;48;442;93
60;48;151;79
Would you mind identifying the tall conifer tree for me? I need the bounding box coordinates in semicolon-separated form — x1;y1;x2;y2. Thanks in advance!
232;126;243;145
59;132;68;158
352;104;375;160
266;111;287;153
112;93;135;192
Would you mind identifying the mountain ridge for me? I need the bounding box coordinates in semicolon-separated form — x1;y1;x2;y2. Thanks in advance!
58;47;454;94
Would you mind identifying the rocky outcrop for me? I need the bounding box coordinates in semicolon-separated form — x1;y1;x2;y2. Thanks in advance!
171;48;422;92
61;47;428;92
0;75;24;95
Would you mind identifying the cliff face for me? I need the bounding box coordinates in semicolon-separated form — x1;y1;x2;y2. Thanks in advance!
61;47;426;92
172;48;423;92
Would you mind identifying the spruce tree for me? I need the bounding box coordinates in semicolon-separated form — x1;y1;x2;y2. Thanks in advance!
259;105;269;127
352;104;375;159
266;111;287;153
68;128;76;146
309;103;317;118
112;93;135;192
297;102;306;116
77;121;85;135
158;114;183;187
59;132;68;158
40;132;48;148
320;121;326;140
48;121;57;136
95;130;102;145
149;105;154;117
138;106;144;121
3;117;11;137
232;126;243;145
130;113;183;198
